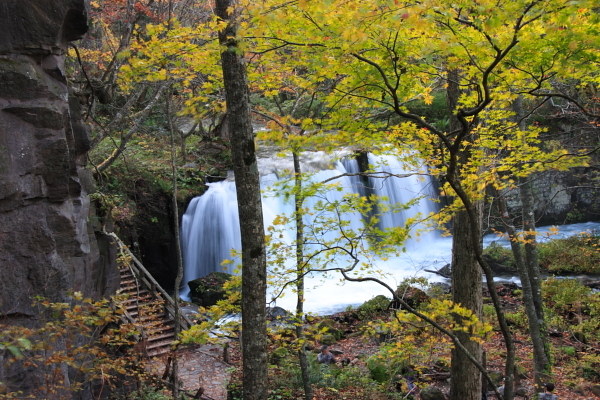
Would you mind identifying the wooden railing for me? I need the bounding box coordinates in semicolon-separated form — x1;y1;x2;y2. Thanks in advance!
108;232;193;331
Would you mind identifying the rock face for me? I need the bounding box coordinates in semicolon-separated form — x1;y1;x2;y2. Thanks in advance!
0;0;119;395
503;168;600;226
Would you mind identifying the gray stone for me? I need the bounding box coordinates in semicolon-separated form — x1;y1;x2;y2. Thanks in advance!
420;385;447;400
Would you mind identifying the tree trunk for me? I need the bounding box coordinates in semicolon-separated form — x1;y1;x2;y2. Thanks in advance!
450;209;483;400
447;69;483;400
215;1;268;399
512;96;550;386
166;85;184;400
496;189;549;390
293;153;313;400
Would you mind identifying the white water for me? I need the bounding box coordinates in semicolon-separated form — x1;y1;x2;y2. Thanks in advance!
180;152;600;315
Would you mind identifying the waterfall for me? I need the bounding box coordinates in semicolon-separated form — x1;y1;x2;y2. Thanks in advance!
180;181;241;300
180;152;442;312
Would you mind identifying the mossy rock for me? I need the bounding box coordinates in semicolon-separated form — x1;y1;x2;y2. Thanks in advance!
356;295;390;319
270;346;289;365
320;334;337;345
316;319;343;340
188;272;233;307
487;370;504;386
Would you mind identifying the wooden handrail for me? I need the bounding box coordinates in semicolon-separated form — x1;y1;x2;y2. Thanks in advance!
108;232;193;330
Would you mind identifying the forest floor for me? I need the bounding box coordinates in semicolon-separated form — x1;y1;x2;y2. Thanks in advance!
221;283;600;400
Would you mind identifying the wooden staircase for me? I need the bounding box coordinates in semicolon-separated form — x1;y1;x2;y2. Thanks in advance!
111;233;193;358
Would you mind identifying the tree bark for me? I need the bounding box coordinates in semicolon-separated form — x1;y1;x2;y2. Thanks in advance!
512;96;551;386
167;85;184;400
450;209;483;400
447;69;483;400
215;1;268;399
293;152;314;400
496;190;549;389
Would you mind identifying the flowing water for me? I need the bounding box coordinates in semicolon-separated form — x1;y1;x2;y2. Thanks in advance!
180;152;600;315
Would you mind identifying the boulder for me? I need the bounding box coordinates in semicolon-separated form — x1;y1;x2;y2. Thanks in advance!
266;306;293;322
437;263;452;278
316;318;343;341
320;334;337;345
188;272;233;307
419;385;447;400
392;286;430;309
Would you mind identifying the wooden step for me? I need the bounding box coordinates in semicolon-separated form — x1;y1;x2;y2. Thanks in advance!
122;294;153;304
146;339;174;351
147;347;171;358
147;331;175;343
120;278;136;286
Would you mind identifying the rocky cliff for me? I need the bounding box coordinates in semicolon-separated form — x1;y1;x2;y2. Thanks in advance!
0;0;119;395
503;167;600;227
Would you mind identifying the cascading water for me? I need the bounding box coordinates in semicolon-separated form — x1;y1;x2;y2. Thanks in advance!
180;180;241;300
180;152;600;314
180;151;444;312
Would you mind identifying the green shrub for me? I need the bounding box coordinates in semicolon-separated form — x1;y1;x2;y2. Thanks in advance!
357;295;390;320
366;353;408;384
561;346;577;357
542;278;591;315
505;310;528;331
538;233;600;274
543;278;600;342
483;241;515;268
483;304;499;328
578;353;600;382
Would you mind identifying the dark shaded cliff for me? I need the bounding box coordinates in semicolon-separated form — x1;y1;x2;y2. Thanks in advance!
0;0;119;395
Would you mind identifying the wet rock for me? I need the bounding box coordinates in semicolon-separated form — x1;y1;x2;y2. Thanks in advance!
0;0;88;55
188;272;233;307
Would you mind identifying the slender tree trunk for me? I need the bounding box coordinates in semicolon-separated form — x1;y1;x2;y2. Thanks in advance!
512;96;551;386
447;69;483;400
166;85;184;400
496;190;549;389
520;178;546;328
215;1;268;399
96;84;167;172
293;153;313;400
